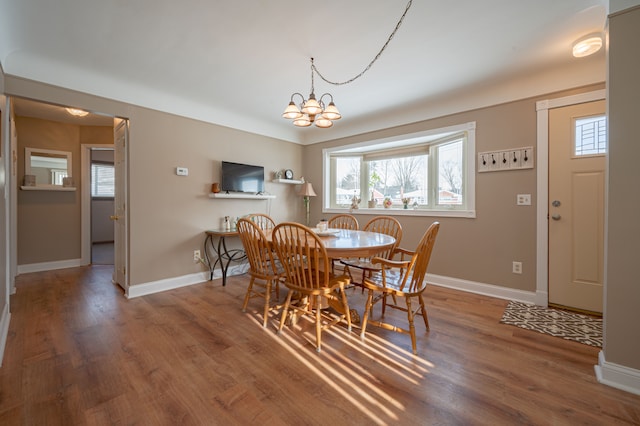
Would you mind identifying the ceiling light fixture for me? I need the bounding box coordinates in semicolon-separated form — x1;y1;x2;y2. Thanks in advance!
65;107;89;117
282;0;414;129
282;58;341;128
572;33;603;58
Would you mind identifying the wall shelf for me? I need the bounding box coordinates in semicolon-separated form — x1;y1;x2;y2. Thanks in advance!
20;186;76;191
272;179;303;184
209;193;275;200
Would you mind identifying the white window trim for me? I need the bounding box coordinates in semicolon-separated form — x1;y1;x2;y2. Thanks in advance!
322;121;476;218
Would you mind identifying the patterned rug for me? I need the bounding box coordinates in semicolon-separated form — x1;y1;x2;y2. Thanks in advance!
500;301;602;347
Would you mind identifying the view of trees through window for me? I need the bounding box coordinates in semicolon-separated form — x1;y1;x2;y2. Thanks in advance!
334;139;464;208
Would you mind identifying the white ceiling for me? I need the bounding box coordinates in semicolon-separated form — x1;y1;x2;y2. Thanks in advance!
1;1;608;144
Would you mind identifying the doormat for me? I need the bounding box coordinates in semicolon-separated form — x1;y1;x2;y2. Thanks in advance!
500;301;602;347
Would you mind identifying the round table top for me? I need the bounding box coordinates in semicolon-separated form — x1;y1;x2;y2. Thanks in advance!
317;229;396;258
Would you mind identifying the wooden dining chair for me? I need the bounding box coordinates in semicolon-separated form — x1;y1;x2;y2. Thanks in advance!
271;222;352;352
245;213;276;231
327;214;359;230
360;222;440;355
327;214;359;274
340;215;403;288
236;218;284;327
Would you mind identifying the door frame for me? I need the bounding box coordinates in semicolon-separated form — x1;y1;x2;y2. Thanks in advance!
80;143;115;266
535;89;606;306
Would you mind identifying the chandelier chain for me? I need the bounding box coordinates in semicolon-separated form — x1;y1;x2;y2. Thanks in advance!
311;0;413;86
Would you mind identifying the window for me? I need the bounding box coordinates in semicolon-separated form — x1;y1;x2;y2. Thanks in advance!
323;122;476;217
91;163;115;197
575;115;607;156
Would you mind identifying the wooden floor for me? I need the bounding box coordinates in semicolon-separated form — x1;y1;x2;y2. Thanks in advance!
1;266;639;425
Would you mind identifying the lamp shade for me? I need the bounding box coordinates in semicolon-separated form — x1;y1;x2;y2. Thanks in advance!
282;101;302;119
572;34;603;58
298;182;317;197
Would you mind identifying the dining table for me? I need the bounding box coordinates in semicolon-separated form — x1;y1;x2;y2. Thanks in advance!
205;226;396;286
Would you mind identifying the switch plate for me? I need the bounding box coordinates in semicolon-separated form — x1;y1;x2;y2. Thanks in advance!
176;167;189;176
193;249;200;262
517;194;531;205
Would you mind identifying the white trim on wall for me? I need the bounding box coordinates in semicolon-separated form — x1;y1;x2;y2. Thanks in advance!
17;258;83;274
595;351;640;396
0;303;10;366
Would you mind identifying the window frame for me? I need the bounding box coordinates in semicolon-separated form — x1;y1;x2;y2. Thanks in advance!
322;122;476;218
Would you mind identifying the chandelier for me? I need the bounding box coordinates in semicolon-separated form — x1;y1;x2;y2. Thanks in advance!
282;0;414;129
282;58;341;128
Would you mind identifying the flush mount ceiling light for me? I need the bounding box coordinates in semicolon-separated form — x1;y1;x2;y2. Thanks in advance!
572;33;603;58
282;0;413;128
65;107;89;117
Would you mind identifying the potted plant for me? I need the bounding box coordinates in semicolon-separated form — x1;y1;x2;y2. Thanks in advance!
368;172;381;208
402;197;411;209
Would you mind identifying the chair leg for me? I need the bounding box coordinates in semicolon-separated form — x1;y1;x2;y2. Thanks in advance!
262;280;271;328
315;294;322;352
338;288;352;332
405;297;417;355
361;290;374;338
242;277;255;312
418;294;429;330
278;291;293;334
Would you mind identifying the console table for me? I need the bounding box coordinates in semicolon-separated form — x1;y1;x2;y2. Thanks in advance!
204;229;247;286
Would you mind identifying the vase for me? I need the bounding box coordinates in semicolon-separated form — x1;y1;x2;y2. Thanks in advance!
403;204;408;209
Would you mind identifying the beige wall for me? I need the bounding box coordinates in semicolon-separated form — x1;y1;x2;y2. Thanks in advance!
304;84;604;293
4;77;305;285
15;117;114;264
606;4;640;370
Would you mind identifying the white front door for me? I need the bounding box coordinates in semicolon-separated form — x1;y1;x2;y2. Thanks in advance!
113;119;129;290
548;100;606;313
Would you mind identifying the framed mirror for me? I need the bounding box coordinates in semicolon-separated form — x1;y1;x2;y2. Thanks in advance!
24;147;73;188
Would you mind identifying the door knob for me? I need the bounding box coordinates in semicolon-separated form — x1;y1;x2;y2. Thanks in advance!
551;214;561;220
109;215;120;221
552;200;561;207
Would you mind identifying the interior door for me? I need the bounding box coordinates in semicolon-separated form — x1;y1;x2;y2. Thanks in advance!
113;118;128;290
548;100;606;313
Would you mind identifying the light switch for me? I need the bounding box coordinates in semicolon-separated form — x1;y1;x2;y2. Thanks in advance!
517;194;531;205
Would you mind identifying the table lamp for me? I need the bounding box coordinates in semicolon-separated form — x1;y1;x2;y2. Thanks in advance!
298;182;317;226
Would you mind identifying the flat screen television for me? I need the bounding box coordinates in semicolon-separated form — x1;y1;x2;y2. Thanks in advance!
221;161;265;194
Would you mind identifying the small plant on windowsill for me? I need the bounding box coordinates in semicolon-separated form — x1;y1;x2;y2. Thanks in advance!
402;197;411;209
383;197;393;209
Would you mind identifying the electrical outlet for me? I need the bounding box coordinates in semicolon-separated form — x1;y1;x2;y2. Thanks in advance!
512;261;522;274
193;249;201;262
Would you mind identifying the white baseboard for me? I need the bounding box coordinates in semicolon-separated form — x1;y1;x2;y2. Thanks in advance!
427;273;537;304
17;258;83;274
127;271;210;298
0;302;11;367
595;351;640;396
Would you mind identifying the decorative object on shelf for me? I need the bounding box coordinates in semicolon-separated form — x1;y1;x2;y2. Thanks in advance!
349;194;361;212
402;197;411;209
281;0;413;128
412;201;419;210
383;197;392;209
211;182;221;193
62;177;74;188
284;169;294;179
274;170;283;180
23;174;36;187
224;216;231;231
298;182;317;226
